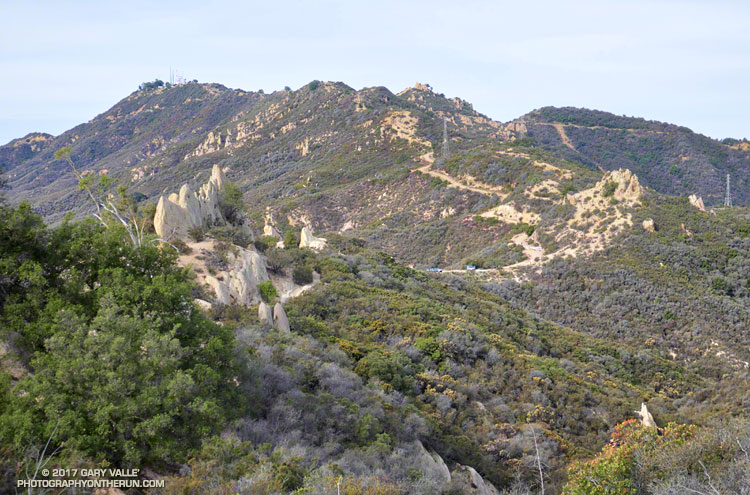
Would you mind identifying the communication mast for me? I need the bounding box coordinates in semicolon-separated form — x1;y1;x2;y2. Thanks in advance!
724;173;732;207
169;66;186;85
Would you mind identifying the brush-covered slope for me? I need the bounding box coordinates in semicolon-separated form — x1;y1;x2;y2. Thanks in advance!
522;106;750;205
4;81;749;270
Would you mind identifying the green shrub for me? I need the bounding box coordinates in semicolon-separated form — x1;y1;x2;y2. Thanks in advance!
188;225;206;242
564;420;696;495
474;215;500;226
172;238;192;254
602;181;618;198
258;281;278;303
219;182;244;224
293;265;314;285
284;229;299;249
560;183;577;197
254;235;278;253
0;205;241;465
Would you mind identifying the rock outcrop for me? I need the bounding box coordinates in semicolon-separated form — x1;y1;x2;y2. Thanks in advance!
258;302;273;324
414;441;451;486
273;303;290;332
605;169;643;202
635;402;656;427
449;465;501;495
154;165;227;239
689;194;706;212
299;227;327;250
263;215;285;248
203;246;269;306
642;218;655;232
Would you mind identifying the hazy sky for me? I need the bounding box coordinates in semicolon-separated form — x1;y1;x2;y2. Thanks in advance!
2;0;749;145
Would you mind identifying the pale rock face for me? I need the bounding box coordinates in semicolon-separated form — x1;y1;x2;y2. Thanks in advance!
194;299;212;311
204;246;269;306
606;169;644;202
205;275;231;305
689;194;706;212
258;302;273;324
299;227;327;250
449;465;500;495
237;217;255;245
414;441;451;486
263;223;282;239
263;214;284;247
154;165;227;239
642;218;656;232
636;402;656;427
273;303;290;332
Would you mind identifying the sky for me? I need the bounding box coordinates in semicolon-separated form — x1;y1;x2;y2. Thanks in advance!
2;0;750;145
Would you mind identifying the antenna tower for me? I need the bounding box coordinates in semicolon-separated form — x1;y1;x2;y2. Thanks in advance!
724;173;732;207
442;116;449;161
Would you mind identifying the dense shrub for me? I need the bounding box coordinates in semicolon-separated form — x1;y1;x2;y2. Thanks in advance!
293;265;314;285
0;203;241;466
258;281;278;303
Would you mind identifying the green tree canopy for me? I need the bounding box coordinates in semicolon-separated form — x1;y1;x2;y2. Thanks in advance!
0;203;243;466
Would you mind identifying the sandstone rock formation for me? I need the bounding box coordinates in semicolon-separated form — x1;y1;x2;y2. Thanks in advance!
642;218;655;232
635;402;656;427
263;215;285;248
606;169;644;202
273;303;290;332
258;302;273;324
263;222;282;240
299;227;327;250
449;465;501;495
154;165;226;239
203;246;269;306
689;194;706;212
414;441;451;486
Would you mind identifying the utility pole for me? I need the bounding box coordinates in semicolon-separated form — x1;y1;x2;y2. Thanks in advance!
724;173;732;207
442;116;449;161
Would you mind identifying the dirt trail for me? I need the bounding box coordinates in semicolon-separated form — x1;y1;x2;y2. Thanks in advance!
415;164;509;199
536;122;667;135
551;123;576;151
504;233;545;271
533;123;605;172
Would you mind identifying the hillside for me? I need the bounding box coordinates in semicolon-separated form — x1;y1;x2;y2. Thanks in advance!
521;106;750;205
3;82;749;266
1;80;749;494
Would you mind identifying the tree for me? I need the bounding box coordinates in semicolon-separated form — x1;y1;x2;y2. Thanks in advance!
54;148;165;249
258;281;277;303
0;209;243;465
219;181;244;224
293;265;314;285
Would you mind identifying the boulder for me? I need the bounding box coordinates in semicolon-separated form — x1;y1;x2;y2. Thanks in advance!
194;298;212;311
689;194;706;212
258;302;273;324
635;402;656;427
154;165;227;239
299;227;327;250
414;441;451;486
273;303;290;332
642;218;655;232
449;465;500;495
